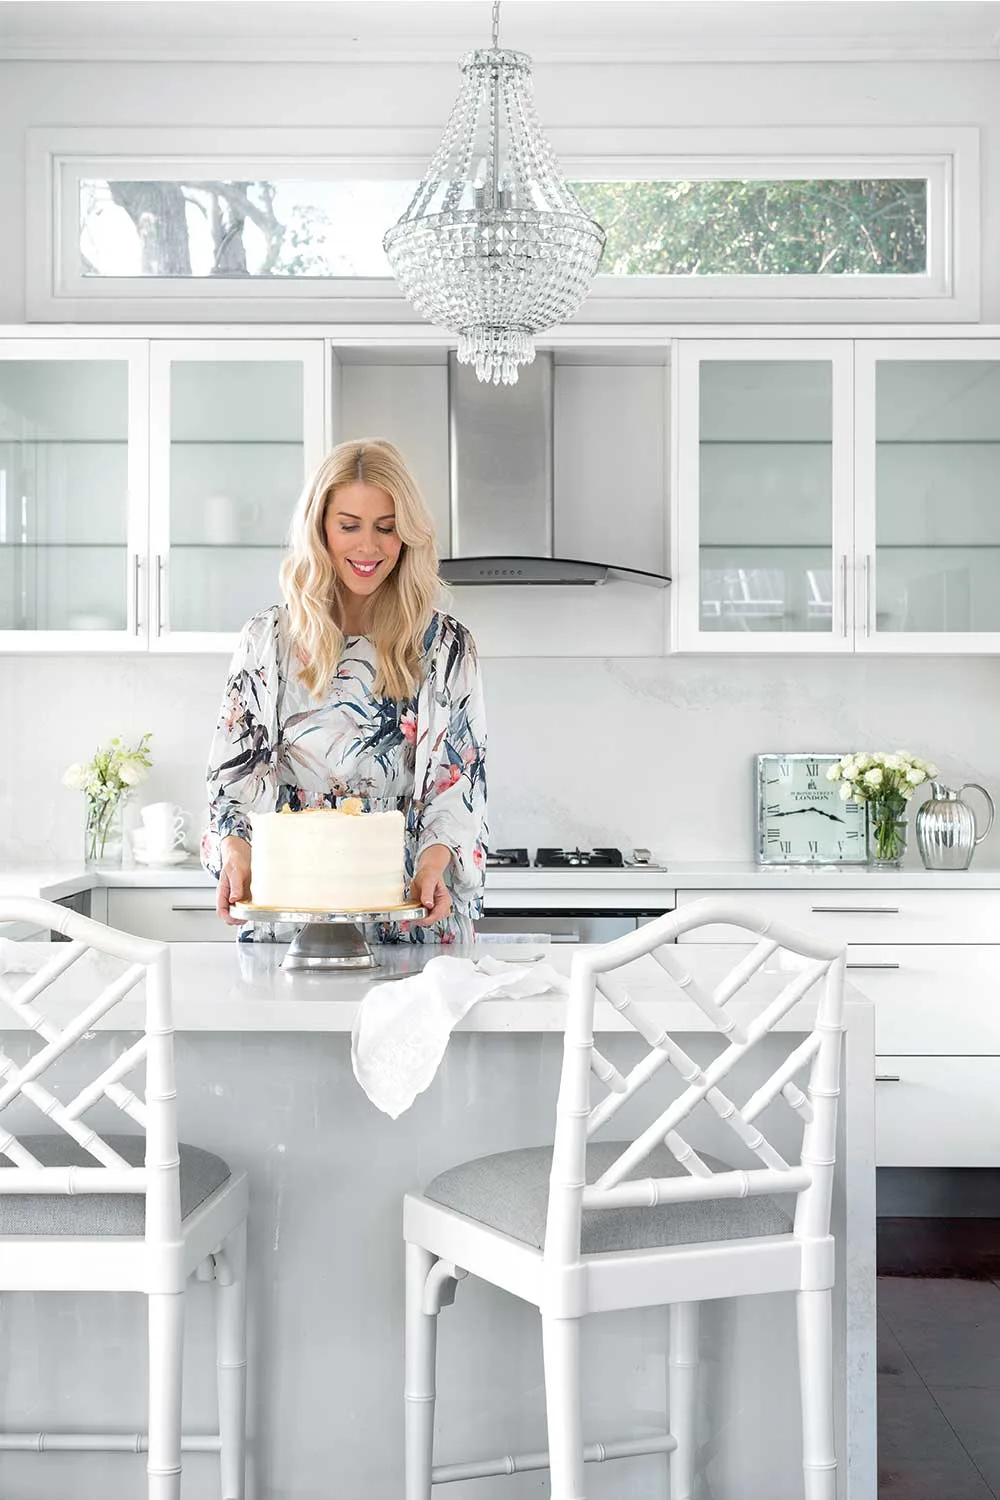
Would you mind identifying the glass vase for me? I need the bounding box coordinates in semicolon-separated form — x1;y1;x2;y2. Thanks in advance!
84;797;125;868
867;799;908;869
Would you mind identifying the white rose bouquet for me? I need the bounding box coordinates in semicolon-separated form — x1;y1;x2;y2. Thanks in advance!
63;733;153;863
826;750;937;864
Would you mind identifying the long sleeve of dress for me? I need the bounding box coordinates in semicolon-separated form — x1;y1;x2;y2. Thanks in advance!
411;616;489;917
205;608;283;848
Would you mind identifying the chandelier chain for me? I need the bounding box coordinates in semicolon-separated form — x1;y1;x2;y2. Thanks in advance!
491;0;500;49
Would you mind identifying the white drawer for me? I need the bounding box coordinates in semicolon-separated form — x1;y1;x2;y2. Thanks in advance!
876;1056;1000;1166
847;946;1000;1054
107;887;228;942
675;888;1000;945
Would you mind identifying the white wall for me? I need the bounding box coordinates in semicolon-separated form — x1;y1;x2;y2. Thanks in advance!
4;649;1000;866
2;49;1000;867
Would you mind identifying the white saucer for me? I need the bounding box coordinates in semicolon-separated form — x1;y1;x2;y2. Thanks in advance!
133;848;192;866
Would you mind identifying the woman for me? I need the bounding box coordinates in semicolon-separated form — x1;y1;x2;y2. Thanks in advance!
204;437;488;943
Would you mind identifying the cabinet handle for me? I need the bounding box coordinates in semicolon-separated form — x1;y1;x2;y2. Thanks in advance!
839;553;848;637
154;554;166;636
811;905;900;915
846;961;900;970
875;1074;901;1083
864;553;873;637
131;554;142;635
170;904;216;913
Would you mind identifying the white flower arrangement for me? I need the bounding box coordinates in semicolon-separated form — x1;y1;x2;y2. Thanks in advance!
63;734;153;861
827;750;938;864
826;750;937;805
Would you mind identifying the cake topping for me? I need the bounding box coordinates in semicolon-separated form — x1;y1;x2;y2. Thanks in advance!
340;797;365;816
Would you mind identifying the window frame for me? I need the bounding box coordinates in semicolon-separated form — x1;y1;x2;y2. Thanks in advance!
26;124;980;323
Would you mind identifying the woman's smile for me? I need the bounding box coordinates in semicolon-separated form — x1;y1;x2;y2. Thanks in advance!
348;558;383;578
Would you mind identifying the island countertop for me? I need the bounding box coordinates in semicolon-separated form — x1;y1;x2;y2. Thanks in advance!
0;936;875;1034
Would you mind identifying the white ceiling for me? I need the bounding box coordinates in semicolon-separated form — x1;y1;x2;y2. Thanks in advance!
0;1;998;64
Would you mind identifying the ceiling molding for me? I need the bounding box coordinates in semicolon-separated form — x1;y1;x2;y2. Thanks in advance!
2;36;1000;64
2;1;1000;66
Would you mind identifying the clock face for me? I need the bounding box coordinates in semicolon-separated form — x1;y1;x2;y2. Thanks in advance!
755;754;867;865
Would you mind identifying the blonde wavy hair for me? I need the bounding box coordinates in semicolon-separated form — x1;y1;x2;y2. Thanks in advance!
280;438;440;701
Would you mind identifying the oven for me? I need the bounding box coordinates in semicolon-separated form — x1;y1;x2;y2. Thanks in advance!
476;910;666;944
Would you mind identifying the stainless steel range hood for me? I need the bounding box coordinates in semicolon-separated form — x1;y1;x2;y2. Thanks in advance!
439;352;670;588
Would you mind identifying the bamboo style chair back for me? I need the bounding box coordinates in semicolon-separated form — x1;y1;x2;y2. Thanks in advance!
0;897;181;1248
544;898;847;1266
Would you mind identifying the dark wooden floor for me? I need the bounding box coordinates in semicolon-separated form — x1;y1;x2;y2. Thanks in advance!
878;1220;1000;1498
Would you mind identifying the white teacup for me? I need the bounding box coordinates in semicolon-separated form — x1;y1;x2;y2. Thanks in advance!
140;802;188;851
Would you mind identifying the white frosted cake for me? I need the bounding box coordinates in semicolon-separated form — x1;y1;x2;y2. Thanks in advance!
249;806;406;912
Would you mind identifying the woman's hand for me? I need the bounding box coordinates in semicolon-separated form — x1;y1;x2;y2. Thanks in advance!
217;835;252;924
409;844;453;926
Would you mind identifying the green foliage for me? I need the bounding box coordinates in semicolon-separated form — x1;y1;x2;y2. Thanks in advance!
567;179;927;277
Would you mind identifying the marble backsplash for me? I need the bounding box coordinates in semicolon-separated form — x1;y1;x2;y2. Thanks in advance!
4;649;1000;869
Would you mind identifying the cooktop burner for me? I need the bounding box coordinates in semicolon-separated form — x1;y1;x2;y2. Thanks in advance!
536;847;625;869
485;846;666;871
485;848;531;868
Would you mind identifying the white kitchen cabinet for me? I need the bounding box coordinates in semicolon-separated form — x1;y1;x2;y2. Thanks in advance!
854;339;1000;652
875;1058;1000;1168
673;888;1000;1167
672;334;1000;656
106;886;229;941
0;339;148;650
672;339;855;653
149;339;327;650
674;888;1000;945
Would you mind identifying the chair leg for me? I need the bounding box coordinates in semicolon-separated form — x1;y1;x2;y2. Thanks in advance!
796;1287;837;1500
147;1289;185;1500
215;1220;248;1500
668;1301;700;1500
404;1242;439;1500
541;1314;585;1500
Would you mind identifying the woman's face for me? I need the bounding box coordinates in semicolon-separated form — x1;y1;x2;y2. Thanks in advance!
324;482;403;602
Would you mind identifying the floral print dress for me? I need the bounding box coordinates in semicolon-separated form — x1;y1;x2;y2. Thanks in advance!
204;605;488;943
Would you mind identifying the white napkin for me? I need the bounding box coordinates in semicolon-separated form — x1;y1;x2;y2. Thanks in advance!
351;954;568;1118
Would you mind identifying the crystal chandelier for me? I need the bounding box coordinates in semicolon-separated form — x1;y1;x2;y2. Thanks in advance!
383;1;606;385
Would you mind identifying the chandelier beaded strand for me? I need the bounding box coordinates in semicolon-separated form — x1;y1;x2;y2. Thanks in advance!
382;1;606;385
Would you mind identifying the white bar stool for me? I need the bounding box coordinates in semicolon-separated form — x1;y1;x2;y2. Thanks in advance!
403;896;846;1499
0;896;249;1500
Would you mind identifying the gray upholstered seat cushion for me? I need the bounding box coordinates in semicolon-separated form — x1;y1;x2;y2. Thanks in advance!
0;1134;231;1236
424;1142;793;1254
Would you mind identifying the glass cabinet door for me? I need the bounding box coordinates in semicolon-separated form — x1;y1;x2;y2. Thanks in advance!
855;341;1000;649
674;341;853;652
149;341;326;645
0;341;146;646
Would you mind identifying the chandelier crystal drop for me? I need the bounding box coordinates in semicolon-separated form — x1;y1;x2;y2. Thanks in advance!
383;4;606;385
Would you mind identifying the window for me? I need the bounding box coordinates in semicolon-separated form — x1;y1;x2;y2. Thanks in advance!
79;178;418;279
27;126;979;321
569;178;928;277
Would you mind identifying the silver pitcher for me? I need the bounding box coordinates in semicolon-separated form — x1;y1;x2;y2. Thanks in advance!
915;780;995;870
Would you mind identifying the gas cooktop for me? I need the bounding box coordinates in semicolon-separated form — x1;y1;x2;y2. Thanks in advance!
486;846;667;871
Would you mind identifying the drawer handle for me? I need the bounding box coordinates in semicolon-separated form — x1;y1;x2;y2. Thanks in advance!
811;905;900;915
169;904;217;913
549;933;580;944
846;962;900;971
875;1074;901;1083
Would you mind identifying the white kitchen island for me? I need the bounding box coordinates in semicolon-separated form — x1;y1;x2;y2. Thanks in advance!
0;937;875;1500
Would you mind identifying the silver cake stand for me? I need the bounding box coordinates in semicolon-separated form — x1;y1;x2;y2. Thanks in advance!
230;902;427;972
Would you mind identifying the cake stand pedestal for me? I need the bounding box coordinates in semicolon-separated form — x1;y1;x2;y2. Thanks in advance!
230;903;427;972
